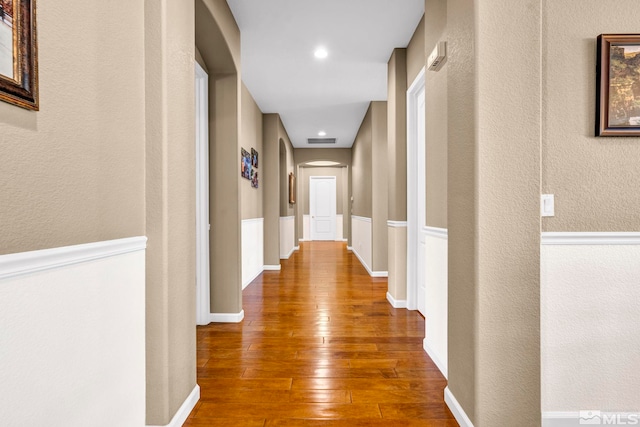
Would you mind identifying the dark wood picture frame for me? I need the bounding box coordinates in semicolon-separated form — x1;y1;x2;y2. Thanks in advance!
288;173;295;204
596;34;640;136
0;0;38;110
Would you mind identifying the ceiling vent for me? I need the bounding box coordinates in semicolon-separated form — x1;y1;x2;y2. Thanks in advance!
307;138;336;144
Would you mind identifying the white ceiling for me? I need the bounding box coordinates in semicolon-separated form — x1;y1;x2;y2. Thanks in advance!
226;0;425;148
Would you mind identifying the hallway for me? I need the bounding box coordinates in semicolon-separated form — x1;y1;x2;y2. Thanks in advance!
186;242;457;426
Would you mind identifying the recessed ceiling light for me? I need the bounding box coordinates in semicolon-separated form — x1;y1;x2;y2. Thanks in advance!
314;47;328;59
318;131;327;136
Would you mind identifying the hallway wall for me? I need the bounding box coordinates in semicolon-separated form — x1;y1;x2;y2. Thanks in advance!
0;0;146;255
241;83;264;220
540;0;640;421
351;102;388;274
0;0;150;424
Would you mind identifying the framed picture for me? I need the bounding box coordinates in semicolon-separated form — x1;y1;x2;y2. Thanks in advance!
596;34;640;136
288;172;295;204
0;0;38;110
251;148;258;168
241;148;251;180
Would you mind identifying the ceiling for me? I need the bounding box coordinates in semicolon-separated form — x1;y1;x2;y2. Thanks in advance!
226;0;424;148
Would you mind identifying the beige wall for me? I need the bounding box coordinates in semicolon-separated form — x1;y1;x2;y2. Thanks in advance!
279;121;296;218
371;102;389;271
351;108;373;218
542;0;640;232
145;0;196;424
387;49;408;222
425;0;448;229
0;0;145;255
351;102;388;271
407;15;426;88
241;83;263;220
446;0;541;424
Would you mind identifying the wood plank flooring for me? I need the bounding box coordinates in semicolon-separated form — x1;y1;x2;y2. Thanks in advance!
185;242;458;426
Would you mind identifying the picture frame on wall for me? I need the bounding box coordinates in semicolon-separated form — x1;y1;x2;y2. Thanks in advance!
251;148;258;168
0;0;38;110
596;34;640;136
288;172;295;204
241;148;251;179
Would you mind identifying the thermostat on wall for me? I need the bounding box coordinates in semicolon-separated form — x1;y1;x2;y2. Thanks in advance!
428;41;447;71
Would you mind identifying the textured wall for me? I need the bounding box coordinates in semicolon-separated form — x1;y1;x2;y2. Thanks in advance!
387;49;408;222
145;0;196;423
447;0;542;424
371;102;389;272
424;0;448;229
351;107;373;218
0;0;146;255
542;0;640;232
241;83;264;220
407;15;426;89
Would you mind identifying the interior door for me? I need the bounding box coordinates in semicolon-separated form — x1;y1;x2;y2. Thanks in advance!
310;176;336;241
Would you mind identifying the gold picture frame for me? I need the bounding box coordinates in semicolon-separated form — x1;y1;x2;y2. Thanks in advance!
288;173;295;204
596;34;640;136
0;0;38;110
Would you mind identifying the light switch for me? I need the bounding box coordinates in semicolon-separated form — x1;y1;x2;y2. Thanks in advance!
541;194;554;217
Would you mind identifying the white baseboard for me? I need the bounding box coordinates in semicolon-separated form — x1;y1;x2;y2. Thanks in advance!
541;412;579;427
263;265;281;271
280;245;296;260
351;246;387;278
423;338;448;379
209;310;244;323
346;246;353;251
242;269;262;290
298;239;308;242
386;292;407;308
147;385;200;427
335;238;348;242
445;387;474;427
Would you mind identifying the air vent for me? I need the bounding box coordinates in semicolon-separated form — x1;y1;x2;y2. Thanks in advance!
307;138;336;144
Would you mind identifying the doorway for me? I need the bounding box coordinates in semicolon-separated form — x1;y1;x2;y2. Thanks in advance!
195;61;210;326
309;176;337;241
407;68;426;316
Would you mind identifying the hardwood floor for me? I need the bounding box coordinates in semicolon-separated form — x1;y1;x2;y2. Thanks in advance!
185;242;457;426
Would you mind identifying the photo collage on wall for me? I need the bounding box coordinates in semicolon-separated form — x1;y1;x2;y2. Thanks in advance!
241;148;259;188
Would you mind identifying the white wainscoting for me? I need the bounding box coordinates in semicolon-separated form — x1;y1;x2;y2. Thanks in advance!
335;214;345;241
301;214;310;241
541;232;640;424
351;216;373;274
387;221;408;308
279;216;296;259
423;226;448;379
0;237;147;427
242;218;264;290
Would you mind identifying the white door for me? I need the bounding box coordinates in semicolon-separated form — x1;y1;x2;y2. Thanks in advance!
310;176;336;241
407;68;427;316
195;62;210;325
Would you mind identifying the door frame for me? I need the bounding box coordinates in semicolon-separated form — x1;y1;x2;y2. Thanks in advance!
406;67;426;312
195;61;210;326
309;176;337;241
